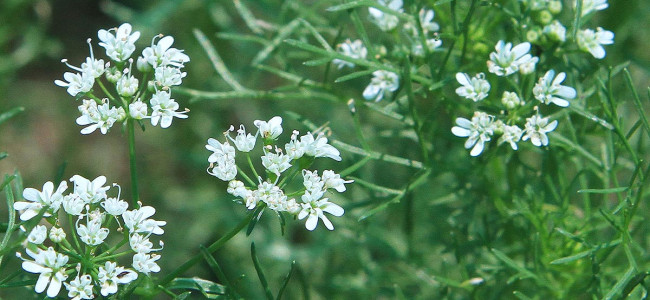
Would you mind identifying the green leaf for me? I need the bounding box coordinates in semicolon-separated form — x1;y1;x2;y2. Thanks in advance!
490;248;539;282
0;175;17;267
276;261;296;300
252;19;301;66
0;152;7;160
251;242;275;300
167;277;227;299
334;70;375;83
199;246;239;299
624;69;650;140
175;291;192;300
194;28;246;91
246;205;266;236
0;107;24;126
276;211;286;236
233;0;264;34
577;187;628;194
604;266;635;300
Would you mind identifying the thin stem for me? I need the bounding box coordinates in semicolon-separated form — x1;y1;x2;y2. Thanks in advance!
157;211;255;286
127;119;140;206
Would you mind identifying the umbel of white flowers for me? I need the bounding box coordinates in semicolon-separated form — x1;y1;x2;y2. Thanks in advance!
206;116;352;231
54;23;190;135
14;175;164;299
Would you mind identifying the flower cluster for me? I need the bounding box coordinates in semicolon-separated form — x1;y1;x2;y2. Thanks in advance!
14;175;164;298
330;2;443;102
452;38;576;156
206;116;352;231
521;0;613;59
55;23;189;135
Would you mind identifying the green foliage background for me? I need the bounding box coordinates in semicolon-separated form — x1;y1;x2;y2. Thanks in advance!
1;0;650;299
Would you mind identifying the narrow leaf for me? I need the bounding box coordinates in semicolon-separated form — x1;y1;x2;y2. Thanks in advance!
276;261;296;300
334;70;375;83
167;277;227;298
578;187;628;194
624;69;650;139
199;246;239;299
604;266;635;300
0;107;24;126
246;206;265;236
233;0;264;34
251;243;275;300
491;248;538;281
252;19;301;66
194;29;246;91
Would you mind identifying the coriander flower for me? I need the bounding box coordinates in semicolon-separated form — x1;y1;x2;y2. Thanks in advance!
102;197;129;216
227;180;250;199
533;70;576;107
129;99;148;120
451;111;497;156
261;148;292;175
487;41;535;76
141;35;190;68
298;194;345;231
116;73;139;97
97;261;138;296
54;71;94;97
154;66;186;88
70;175;109;204
285;131;305;160
333;39;368;69
14;181;68;221
77;216;110;246
518;55;539;75
522;114;558;146
580;0;608;16
322;170;353;192
498;124;523;150
418;8;440;34
49;227;66;243
455;72;490;102
226;125;257;152
130;233;155;254
254;116;284;140
98;23;140;62
64;274;94;300
363;70;399;102
27;225;48;245
62;194;85;215
132;253;161;274
19;247;69;297
300;132;342;161
543;20;566;43
123;206;166;235
368;0;403;31
501;91;522;109
150;90;189;128
577;27;614;59
76;100;124;135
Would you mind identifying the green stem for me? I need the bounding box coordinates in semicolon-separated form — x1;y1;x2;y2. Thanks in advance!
157;211;255;286
127;119;140;206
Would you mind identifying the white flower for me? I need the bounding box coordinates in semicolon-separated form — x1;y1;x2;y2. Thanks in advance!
123;206;166;235
154;66;186;87
226;125;257;152
70;175;110;204
254;116;283;140
369;0;403;31
523;115;558;147
97;261;138;296
206;138;236;163
227;180;251;199
487;41;535;76
150;90;188;128
303;170;325;193
102;197;129;216
412;38;442;57
261;148;292;175
64;274;94;300
141;35;190;68
27;225;48;245
501;91;522;109
577;27;614;59
49;227;66;243
298;197;344;231
129;99;148;119
285;130;305;160
322;170;353;192
580;0;608;16
300;132;342;161
81;58;105;79
543;20;566;42
363;70;399;102
116;74;139;97
518;55;539;75
333;39;368;69
76;101;122;134
132;253;161;274
451;111;497;156
62;194;85;215
98;23;141;62
455;73;490;102
418;8;440;33
54;72;94;97
498;125;523;150
244;192;260;210
130;233;155;253
77;216;109;246
20;247;69;297
255;181;289;212
14;181;67;221
533;70;576;107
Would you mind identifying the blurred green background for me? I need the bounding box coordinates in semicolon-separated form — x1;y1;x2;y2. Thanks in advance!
1;0;650;299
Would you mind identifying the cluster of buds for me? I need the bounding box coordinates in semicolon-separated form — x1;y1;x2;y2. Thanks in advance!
14;175;164;298
206;116;352;231
55;23;190;134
